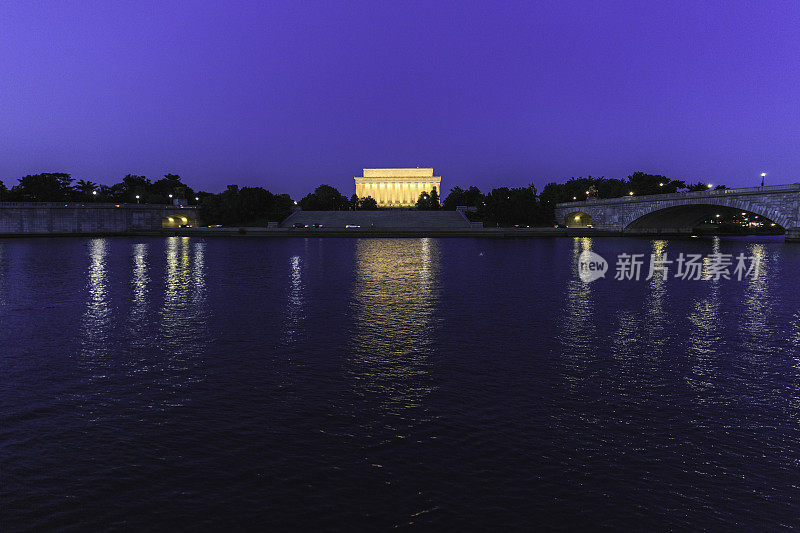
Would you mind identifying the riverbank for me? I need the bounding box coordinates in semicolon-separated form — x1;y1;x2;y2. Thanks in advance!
0;227;611;238
0;226;792;239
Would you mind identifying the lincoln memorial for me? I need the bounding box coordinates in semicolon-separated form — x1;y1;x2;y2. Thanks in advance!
354;168;442;207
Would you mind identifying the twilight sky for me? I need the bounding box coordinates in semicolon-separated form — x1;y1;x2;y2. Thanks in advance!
1;0;799;198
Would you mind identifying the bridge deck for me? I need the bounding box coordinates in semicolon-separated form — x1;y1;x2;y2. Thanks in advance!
556;183;800;209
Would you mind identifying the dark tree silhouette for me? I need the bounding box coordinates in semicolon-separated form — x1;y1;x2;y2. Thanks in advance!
299;184;349;210
359;196;378;210
11;173;74;201
416;191;432;210
429;189;441;209
74;179;99;200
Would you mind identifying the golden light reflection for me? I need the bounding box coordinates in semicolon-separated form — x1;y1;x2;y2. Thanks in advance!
348;238;440;413
156;236;209;406
741;243;770;341
560;237;596;385
162;237;191;318
700;236;721;280
645;240;668;354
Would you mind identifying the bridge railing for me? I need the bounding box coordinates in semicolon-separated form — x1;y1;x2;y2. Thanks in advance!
556;183;800;207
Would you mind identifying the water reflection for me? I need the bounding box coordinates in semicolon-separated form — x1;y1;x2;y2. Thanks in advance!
155;237;209;407
740;243;771;345
282;254;304;345
0;242;7;308
80;239;111;374
560;238;596;384
129;243;149;339
686;238;722;396
645;240;669;355
348;239;440;415
193;241;206;305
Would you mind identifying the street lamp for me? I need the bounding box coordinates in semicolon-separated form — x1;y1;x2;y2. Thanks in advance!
135;194;140;204
707;184;713;189
629;191;634;196
761;172;766;186
659;182;664;187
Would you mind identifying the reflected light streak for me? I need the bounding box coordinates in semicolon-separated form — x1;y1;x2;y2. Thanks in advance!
645;240;669;354
129;243;149;333
0;243;6;308
741;243;770;336
560;237;596;386
79;238;112;385
349;238;440;415
282;254;304;344
686;238;722;398
154;236;208;408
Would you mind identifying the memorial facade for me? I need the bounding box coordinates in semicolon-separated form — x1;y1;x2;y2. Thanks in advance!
354;168;442;207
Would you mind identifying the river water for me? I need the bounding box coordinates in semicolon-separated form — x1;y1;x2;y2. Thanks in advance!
1;236;799;529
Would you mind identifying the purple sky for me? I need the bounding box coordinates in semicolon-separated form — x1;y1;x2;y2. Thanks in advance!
2;1;799;198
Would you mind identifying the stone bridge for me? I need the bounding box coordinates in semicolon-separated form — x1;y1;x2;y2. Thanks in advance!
555;184;800;240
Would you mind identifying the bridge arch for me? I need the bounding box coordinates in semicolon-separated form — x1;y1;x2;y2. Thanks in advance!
623;197;789;231
565;211;592;228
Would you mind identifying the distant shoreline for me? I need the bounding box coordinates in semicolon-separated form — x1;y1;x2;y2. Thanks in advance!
0;227;789;240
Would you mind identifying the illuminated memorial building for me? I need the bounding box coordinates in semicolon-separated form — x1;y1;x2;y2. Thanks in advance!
354;168;442;207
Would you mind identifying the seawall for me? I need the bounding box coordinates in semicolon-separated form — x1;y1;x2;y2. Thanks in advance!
0;202;199;235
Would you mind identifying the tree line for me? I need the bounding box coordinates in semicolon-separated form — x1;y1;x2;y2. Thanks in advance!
0;172;195;204
0;172;293;226
0;171;724;227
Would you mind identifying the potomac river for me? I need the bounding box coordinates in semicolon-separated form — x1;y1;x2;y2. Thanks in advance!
1;236;799;529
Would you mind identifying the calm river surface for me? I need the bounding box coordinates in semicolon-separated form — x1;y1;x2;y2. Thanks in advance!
2;236;800;530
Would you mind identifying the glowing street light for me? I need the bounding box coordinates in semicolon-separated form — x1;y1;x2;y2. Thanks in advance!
659;182;664;187
573;196;577;200
92;190;97;196
628;191;634;196
135;194;140;203
707;184;713;189
761;172;766;186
